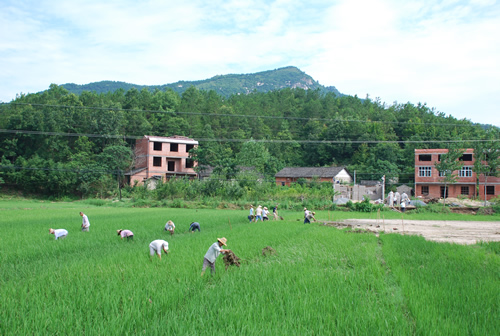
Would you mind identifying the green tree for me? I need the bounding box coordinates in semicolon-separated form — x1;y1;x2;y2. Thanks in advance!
99;145;134;200
473;131;500;205
434;147;465;208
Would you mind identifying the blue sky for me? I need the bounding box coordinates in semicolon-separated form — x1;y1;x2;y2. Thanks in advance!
1;0;499;126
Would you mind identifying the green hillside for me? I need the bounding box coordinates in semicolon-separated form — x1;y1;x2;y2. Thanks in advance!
61;66;342;97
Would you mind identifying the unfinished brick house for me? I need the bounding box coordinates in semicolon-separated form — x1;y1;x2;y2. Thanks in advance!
414;148;499;200
127;135;198;186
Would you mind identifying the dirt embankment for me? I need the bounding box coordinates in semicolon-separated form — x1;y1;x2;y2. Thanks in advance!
322;219;500;245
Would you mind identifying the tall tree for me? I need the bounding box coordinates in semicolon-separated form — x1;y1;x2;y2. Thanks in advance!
472;130;500;205
434;146;465;208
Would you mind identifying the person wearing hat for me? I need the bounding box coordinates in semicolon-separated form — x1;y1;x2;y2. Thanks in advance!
306;211;317;222
149;239;169;260
164;220;175;236
49;228;68;240
80;212;90;232
117;229;134;241
248;205;255;223
189;222;201;233
263;207;269;221
201;237;229;276
304;208;311;224
255;205;263;222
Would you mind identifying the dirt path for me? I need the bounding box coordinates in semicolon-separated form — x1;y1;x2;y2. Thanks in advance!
325;219;500;245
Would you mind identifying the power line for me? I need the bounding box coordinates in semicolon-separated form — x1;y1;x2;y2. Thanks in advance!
0;129;497;144
0;165;415;180
2;102;482;127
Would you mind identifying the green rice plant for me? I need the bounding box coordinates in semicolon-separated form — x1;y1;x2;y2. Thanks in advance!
380;234;500;335
0;201;498;335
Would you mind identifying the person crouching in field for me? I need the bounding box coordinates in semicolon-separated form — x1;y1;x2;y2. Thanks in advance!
49;228;68;240
149;240;169;260
201;237;229;276
117;229;134;241
80;212;90;232
164;220;175;236
189;222;201;233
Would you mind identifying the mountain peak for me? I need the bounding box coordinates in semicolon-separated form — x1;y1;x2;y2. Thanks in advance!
61;67;341;97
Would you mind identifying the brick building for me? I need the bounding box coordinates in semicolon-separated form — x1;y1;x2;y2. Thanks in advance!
414;148;499;200
127;135;198;186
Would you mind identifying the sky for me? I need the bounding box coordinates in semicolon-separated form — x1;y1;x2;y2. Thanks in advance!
1;0;499;126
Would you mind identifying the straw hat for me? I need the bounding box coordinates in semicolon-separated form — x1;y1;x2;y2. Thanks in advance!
217;237;227;246
49;228;54;234
264;207;268;210
117;229;122;235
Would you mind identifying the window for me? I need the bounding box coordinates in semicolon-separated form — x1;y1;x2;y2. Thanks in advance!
461;186;469;195
421;186;429;195
438;154;442;161
170;143;178;152
185;158;194;169
459;166;472;177
186;144;194;152
440;186;449;198
419;154;432;161
281;182;286;186
486;186;495;195
460;154;473;161
153;142;162;151
439;171;447;177
167;161;175;171
153;157;162;167
418;167;432;177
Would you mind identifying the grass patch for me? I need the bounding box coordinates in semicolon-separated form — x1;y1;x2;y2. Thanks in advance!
0;200;498;334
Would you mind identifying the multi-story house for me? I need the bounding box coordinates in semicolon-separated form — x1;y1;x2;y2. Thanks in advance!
128;135;198;186
414;148;499;200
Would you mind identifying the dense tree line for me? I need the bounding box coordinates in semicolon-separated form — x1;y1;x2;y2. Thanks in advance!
0;83;496;197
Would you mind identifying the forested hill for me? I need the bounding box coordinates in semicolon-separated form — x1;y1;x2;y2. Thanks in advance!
1;80;498;197
61;66;342;97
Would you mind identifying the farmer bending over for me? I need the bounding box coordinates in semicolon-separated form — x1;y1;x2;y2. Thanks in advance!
49;228;68;240
117;229;134;241
189;222;201;233
164;220;175;236
201;237;229;276
149;239;169;260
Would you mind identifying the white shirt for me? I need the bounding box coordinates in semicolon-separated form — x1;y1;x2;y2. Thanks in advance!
82;214;90;228
204;242;223;263
54;229;68;240
149;240;169;254
165;222;175;230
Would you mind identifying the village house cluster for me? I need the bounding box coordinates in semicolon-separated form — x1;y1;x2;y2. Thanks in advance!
126;135;499;201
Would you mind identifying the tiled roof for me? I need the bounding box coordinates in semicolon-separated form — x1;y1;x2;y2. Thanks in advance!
275;167;349;178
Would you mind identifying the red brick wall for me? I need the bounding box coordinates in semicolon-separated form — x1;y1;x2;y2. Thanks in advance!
414;148;499;200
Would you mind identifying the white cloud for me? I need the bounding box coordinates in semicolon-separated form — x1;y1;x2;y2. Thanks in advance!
0;0;499;126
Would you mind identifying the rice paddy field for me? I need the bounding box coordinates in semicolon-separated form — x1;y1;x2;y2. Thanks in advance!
1;200;499;335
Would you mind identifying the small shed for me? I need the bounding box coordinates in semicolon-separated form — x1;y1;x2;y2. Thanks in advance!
275;167;352;187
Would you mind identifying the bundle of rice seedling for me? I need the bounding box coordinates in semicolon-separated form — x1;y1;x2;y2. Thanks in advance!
223;249;241;269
